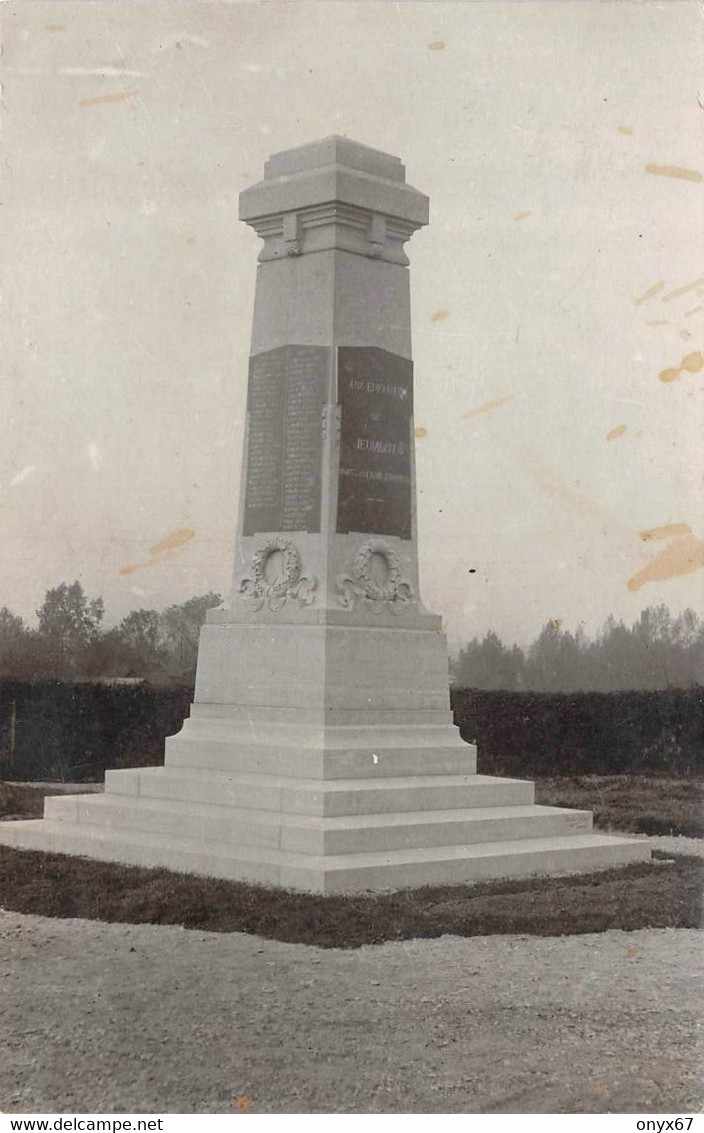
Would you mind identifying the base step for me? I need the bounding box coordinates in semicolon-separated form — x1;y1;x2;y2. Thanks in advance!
0;817;651;893
43;794;593;854
103;767;535;816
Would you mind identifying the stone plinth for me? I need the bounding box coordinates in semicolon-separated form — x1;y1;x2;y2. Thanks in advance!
0;137;650;890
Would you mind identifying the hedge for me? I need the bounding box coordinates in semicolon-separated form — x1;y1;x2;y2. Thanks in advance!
451;687;704;777
0;680;191;782
0;680;701;782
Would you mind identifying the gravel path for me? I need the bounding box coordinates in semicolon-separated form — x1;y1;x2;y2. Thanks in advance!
1;912;701;1114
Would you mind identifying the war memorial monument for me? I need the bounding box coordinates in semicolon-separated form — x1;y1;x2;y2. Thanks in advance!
0;137;650;891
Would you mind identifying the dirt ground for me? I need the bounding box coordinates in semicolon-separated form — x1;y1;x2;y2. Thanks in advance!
1;912;701;1114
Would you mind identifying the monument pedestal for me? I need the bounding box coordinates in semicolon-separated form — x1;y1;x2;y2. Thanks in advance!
0;137;650;890
0;725;647;891
0;616;649;891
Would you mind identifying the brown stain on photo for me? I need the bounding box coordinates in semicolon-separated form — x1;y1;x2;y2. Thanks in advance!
80;90;138;108
646;319;668;327
500;440;616;527
149;528;195;556
658;349;703;383
428;41;446;51
628;531;704;592
662;277;704;303
514;211;531;222
605;424;627;442
414;427;428;439
461;394;515;421
684;306;702;318
658;366;680;383
232;1097;253;1112
645;164;703;183
120;528;195;576
634;280;664;306
45;23;65;31
640;522;691;543
431;309;451;322
617;126;633;136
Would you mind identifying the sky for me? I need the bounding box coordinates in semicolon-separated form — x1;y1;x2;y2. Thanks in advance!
0;0;702;648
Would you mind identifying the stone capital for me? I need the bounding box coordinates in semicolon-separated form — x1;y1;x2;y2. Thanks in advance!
239;136;429;265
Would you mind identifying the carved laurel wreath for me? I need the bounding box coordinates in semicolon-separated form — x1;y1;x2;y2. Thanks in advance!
239;537;317;612
337;539;414;615
353;539;401;602
251;538;301;597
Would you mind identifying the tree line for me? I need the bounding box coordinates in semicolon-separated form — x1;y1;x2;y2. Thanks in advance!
451;606;704;692
0;582;222;683
0;583;702;691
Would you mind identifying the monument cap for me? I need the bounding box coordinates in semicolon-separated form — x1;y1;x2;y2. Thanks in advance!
239;134;429;234
264;136;406;183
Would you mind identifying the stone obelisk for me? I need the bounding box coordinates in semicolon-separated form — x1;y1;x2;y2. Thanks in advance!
196;135;455;751
0;138;649;890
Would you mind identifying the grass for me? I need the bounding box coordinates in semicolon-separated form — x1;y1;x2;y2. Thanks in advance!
535;775;704;838
0;782;52;819
0;845;700;947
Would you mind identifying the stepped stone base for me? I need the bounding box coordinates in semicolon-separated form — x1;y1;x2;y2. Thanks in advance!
0;704;651;893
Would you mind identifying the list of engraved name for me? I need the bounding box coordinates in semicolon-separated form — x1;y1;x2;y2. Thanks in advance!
243;346;327;535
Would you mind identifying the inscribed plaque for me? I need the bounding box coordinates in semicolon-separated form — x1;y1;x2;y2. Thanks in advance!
242;345;329;535
336;347;413;539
